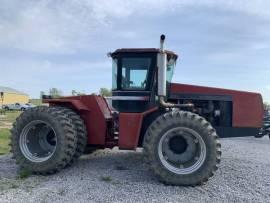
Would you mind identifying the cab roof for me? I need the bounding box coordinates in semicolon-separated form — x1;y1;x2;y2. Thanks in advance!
110;48;178;59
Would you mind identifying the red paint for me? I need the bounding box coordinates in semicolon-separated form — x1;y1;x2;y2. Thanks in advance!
44;83;264;149
171;83;264;128
118;107;158;149
44;95;111;145
45;95;157;149
118;113;143;149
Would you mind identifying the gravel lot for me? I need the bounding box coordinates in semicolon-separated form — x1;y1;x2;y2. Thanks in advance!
0;137;270;203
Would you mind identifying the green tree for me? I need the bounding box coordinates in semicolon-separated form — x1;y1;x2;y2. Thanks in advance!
40;91;45;99
71;90;77;96
49;88;62;98
99;88;112;97
71;90;85;96
264;102;270;110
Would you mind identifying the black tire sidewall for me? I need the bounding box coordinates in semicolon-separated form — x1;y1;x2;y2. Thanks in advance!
12;107;76;173
144;111;220;185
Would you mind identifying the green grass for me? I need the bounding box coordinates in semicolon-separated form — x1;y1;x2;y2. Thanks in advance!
0;128;10;155
100;176;112;182
0;111;22;155
0;111;21;123
0;179;20;191
29;99;42;106
17;168;32;179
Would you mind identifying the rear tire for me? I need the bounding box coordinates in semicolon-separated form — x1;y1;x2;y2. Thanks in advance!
56;106;87;165
143;110;221;186
10;106;77;174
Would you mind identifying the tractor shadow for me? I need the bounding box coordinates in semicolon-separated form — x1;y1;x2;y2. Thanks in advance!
69;149;158;184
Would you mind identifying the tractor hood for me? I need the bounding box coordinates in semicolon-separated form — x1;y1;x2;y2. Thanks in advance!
170;83;264;128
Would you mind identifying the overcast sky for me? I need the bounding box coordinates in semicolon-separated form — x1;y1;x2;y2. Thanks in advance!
0;0;270;101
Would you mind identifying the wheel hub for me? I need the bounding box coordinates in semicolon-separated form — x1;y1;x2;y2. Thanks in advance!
19;120;57;163
169;136;187;154
158;127;206;175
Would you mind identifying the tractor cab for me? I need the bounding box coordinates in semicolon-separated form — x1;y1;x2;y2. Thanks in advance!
110;46;178;113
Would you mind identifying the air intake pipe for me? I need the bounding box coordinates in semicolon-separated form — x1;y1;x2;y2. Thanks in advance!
158;35;193;108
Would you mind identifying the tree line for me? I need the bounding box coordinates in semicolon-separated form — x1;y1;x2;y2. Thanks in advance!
40;88;112;98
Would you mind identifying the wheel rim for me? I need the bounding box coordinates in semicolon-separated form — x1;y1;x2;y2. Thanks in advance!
19;120;57;163
158;127;206;175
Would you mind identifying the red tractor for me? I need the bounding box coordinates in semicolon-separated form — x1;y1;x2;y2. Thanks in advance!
10;35;263;186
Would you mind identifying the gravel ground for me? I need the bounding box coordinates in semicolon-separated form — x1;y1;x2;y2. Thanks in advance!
0;137;270;203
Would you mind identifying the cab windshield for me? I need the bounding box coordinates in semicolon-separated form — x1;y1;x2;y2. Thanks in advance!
112;55;175;90
121;57;151;90
112;57;152;90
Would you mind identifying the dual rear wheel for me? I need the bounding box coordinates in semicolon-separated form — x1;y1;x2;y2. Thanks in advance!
10;106;87;174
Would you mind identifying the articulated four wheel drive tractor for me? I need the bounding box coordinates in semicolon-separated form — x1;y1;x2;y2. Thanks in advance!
10;35;264;186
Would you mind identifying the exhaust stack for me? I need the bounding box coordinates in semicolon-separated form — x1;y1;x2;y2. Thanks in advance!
157;34;167;97
158;35;193;108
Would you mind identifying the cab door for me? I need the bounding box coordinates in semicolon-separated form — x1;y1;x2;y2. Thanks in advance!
112;53;157;113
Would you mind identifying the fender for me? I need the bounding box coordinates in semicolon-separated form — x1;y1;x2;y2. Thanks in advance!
118;107;159;149
43;95;111;145
43;98;89;111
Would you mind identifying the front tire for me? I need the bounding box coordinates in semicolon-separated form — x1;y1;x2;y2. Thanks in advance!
10;106;77;174
143;110;221;186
